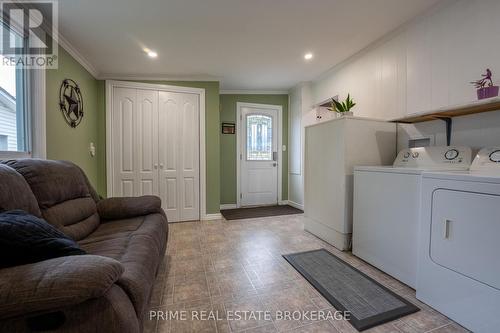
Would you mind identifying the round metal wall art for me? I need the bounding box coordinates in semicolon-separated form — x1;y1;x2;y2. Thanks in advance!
59;79;84;128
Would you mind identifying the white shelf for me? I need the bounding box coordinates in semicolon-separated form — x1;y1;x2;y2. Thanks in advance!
392;96;500;123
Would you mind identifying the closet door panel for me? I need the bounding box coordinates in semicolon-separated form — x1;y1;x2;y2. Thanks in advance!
112;88;137;196
158;91;200;222
179;93;199;220
112;86;200;223
159;92;180;222
137;89;159;196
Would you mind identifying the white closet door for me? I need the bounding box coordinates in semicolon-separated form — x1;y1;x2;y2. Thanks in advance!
136;89;159;195
112;88;158;197
158;91;200;222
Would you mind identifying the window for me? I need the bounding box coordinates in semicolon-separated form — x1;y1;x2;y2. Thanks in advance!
0;21;30;155
246;114;273;160
0;135;7;150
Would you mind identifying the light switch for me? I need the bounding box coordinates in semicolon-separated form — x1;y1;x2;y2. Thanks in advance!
282;145;287;151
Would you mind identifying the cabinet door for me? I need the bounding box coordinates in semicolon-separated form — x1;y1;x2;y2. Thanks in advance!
112;88;158;197
448;0;500;106
379;34;407;120
406;18;431;115
429;5;452;110
158;91;200;222
431;189;500;290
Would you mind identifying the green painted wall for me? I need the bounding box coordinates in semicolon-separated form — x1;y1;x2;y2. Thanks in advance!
46;47;288;214
219;94;289;205
45;46;105;195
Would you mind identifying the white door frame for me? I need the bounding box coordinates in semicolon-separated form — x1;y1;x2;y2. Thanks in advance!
105;80;208;219
236;102;282;208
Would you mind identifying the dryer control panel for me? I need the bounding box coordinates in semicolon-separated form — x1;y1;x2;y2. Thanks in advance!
470;147;500;173
393;146;472;169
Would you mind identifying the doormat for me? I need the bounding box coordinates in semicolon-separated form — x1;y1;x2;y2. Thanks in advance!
283;249;419;331
221;205;303;220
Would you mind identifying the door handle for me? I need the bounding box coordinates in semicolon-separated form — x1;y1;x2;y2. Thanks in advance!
272;152;278;161
159;163;164;169
272;163;277;167
443;219;451;239
154;164;158;169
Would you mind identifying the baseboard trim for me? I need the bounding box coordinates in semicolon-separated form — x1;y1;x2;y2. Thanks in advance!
220;204;237;210
278;200;289;205
287;201;304;210
303;217;351;251
201;213;223;221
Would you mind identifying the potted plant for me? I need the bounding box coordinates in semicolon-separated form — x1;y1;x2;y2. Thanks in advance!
470;69;499;100
328;94;356;116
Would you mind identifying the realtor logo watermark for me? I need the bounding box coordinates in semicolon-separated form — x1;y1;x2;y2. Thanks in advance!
1;0;58;68
149;310;352;322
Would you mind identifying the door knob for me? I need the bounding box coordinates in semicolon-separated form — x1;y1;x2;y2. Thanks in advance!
160;163;164;169
273;163;277;167
154;164;158;169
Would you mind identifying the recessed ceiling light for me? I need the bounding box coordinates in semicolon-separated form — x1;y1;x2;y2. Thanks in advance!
304;53;313;60
144;48;158;58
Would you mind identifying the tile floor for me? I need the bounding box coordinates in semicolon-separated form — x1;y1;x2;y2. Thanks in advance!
145;215;468;333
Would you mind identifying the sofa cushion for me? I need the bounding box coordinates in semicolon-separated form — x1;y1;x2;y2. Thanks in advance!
42;197;100;241
3;159;99;240
0;164;41;217
0;210;86;269
79;213;167;321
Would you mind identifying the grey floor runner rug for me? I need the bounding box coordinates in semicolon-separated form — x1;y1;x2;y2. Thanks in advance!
283;249;419;331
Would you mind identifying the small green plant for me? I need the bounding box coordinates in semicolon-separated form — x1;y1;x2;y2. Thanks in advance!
328;94;356;113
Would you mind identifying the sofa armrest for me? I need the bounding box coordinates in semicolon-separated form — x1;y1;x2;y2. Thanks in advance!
0;255;124;320
97;195;164;220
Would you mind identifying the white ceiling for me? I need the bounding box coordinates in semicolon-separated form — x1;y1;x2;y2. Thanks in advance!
57;0;442;90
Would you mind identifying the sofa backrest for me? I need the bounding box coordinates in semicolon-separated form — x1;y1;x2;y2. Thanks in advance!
1;159;100;241
0;164;41;217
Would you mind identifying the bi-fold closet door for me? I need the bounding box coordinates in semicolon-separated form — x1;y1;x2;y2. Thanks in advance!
111;87;200;222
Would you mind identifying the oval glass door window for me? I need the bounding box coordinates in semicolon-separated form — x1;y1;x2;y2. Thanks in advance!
246;114;272;160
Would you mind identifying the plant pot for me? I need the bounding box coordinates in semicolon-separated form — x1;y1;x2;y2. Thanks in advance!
476;86;499;99
337;111;354;117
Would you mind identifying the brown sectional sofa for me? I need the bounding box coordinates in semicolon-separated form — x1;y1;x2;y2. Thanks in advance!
0;159;169;332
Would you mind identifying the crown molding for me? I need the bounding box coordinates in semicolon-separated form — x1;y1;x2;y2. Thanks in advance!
99;73;222;82
10;2;100;78
57;33;100;78
220;90;288;95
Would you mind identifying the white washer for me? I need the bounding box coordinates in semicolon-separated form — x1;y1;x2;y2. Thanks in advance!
417;147;500;333
353;146;472;288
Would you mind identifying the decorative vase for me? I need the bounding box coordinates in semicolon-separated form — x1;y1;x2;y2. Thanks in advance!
477;86;499;99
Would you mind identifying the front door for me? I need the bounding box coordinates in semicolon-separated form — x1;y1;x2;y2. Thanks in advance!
240;105;278;206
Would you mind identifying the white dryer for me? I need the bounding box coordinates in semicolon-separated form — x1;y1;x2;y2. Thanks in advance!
417;147;500;333
353;146;472;288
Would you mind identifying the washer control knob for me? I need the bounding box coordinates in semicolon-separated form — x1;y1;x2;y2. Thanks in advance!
403;152;411;159
489;150;500;163
445;149;459;160
412;152;419;158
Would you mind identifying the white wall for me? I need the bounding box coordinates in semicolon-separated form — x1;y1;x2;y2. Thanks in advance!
289;0;500;204
398;110;500;153
288;83;312;209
